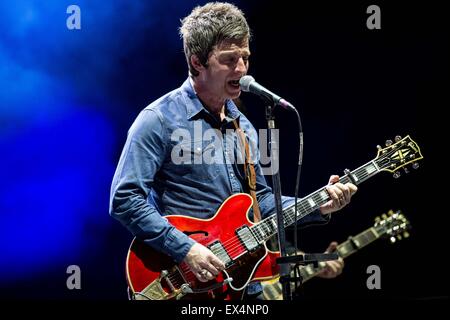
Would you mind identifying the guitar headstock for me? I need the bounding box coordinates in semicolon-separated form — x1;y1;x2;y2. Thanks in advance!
374;209;411;243
375;135;423;178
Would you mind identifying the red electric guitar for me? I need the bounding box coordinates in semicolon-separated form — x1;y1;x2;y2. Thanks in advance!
125;135;422;300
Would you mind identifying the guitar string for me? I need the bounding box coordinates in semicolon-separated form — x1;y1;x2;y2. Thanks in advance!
173;212;386;282
165;167;375;284
168;139;406;285
164;150;410;286
266;222;397;288
173;147;401;273
168;219;384;287
165;165;378;285
195;164;375;260
165;191;338;284
165;166;376;284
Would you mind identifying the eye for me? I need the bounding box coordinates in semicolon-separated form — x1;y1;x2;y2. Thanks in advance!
226;55;238;64
220;53;249;65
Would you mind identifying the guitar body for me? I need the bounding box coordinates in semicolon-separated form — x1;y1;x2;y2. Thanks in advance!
126;193;280;300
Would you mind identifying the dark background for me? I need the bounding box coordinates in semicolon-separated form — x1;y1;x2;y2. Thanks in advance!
0;0;447;300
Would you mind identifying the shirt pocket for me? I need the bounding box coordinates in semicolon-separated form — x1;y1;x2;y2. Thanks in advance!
171;139;221;182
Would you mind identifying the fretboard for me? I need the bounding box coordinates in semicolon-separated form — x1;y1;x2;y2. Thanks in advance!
251;160;380;242
299;226;381;282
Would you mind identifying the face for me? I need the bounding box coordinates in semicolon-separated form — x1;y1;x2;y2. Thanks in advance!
196;38;250;101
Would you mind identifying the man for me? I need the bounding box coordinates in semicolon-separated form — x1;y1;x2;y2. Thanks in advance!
109;2;357;299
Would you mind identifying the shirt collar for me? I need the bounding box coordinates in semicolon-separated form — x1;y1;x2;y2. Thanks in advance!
181;77;241;121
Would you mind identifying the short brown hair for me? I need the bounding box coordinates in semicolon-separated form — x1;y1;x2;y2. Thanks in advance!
179;2;251;76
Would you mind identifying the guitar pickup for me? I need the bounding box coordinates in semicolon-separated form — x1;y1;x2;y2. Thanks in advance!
236;225;259;251
208;240;233;267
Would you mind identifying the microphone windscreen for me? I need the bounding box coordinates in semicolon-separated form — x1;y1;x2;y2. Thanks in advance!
239;75;255;92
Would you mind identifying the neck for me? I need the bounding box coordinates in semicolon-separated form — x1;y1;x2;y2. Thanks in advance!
191;77;226;120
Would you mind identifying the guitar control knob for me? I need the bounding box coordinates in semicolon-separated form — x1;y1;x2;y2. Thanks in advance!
385;139;393;146
412;163;419;170
395;135;402;142
403;167;410;174
393;171;401;179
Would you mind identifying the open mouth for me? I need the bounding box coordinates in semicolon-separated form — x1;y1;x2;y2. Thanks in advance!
228;79;240;88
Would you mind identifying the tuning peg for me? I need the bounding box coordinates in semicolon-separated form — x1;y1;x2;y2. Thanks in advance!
385;139;393;146
388;210;394;216
403;231;410;238
403;167;410;174
396;235;402;241
390;236;396;243
393;171;401;179
395;135;402;142
412;163;420;170
374;216;381;224
381;213;388;220
377;145;383;151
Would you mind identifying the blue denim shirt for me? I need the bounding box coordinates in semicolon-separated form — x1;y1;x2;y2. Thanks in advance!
109;78;329;264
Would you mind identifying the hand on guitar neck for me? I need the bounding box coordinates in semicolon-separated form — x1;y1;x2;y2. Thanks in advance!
316;241;344;279
182;174;356;284
320;175;358;215
122;136;420;300
182;175;355;285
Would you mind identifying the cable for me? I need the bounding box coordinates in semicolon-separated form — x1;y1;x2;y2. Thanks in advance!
292;107;304;292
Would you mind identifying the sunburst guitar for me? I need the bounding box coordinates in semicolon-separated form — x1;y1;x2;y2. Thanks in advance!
261;209;411;300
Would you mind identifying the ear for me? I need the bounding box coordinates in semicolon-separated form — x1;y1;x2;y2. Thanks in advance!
190;55;205;74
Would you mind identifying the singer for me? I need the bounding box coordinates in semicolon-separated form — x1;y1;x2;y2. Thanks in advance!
109;2;357;300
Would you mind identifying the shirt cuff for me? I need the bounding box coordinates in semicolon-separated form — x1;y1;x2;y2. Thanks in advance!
163;227;196;263
303;208;331;227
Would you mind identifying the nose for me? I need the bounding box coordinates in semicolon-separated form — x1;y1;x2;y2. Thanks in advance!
235;57;247;74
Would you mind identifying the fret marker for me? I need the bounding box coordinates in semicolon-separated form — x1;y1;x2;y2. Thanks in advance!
366;165;376;175
307;198;316;208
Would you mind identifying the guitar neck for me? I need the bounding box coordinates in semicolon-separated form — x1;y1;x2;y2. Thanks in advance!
300;226;381;282
252;159;381;242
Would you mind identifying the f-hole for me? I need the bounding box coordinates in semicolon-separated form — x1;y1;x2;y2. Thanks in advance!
184;230;209;236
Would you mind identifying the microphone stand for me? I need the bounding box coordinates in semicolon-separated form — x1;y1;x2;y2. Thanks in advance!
265;102;292;300
240;73;339;299
266;102;339;301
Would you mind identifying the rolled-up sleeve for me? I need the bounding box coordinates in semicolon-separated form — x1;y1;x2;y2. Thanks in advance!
109;109;195;263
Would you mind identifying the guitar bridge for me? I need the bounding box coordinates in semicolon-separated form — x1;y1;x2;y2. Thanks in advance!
132;268;189;300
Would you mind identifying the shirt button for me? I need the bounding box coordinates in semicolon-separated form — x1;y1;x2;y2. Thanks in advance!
230;173;234;177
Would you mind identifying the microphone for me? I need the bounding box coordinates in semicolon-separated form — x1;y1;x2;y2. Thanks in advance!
239;75;295;111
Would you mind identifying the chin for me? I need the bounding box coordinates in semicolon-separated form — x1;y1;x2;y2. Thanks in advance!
228;90;241;100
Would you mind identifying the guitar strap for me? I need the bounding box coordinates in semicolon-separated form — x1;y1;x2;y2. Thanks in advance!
232;119;262;223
